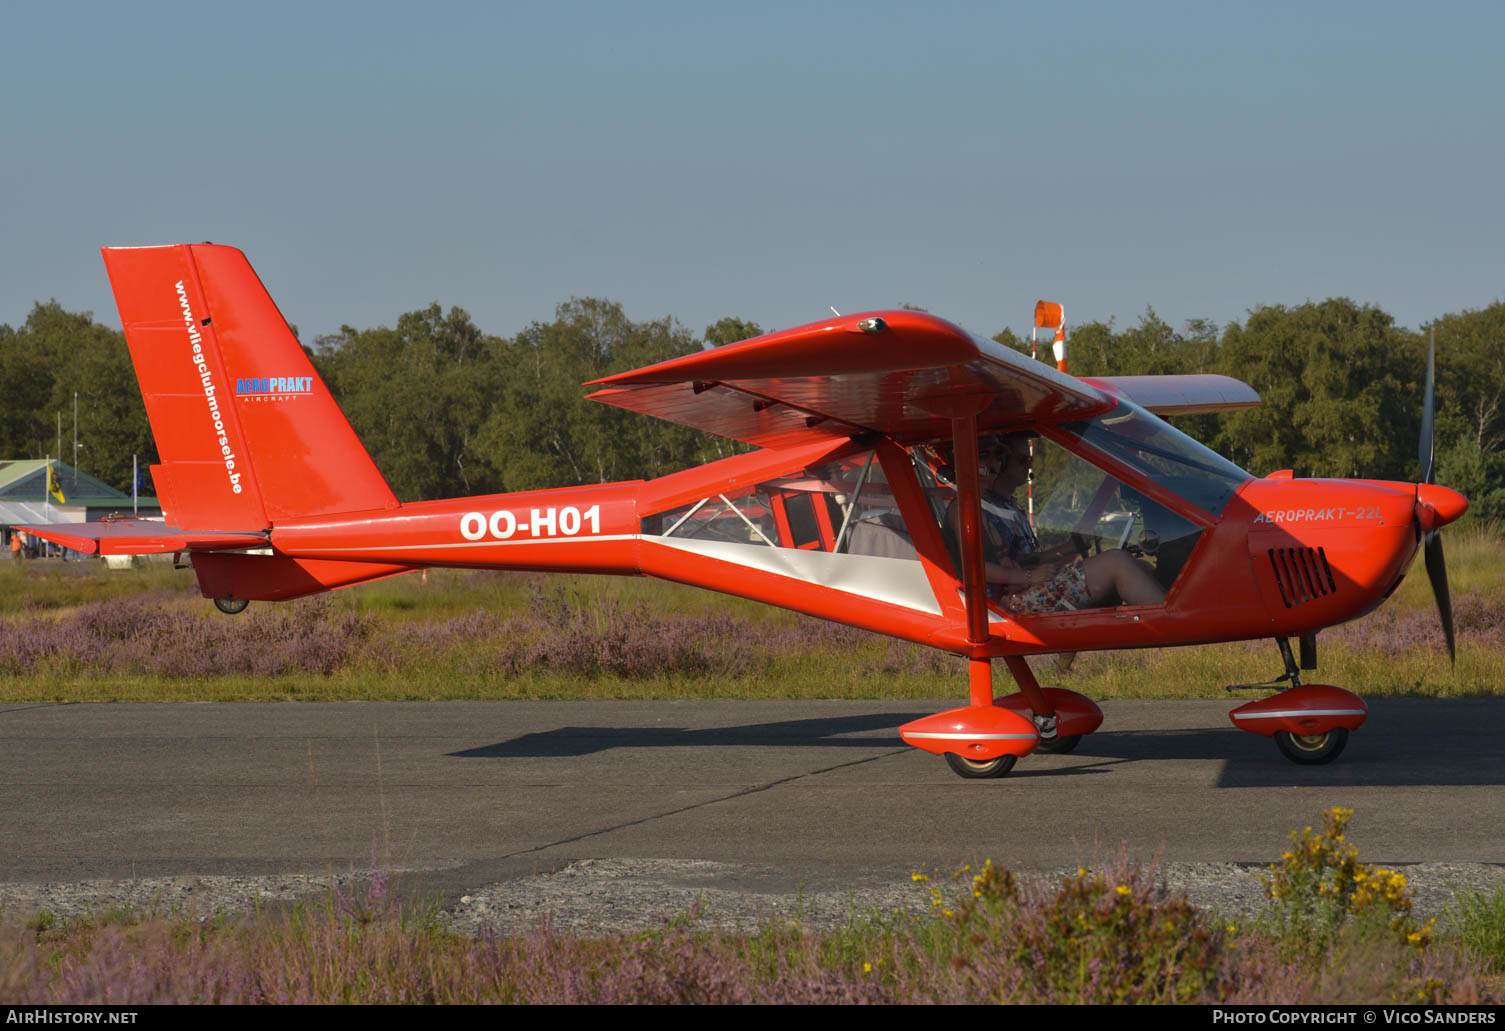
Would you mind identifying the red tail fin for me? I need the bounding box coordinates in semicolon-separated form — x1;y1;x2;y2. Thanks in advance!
103;245;397;528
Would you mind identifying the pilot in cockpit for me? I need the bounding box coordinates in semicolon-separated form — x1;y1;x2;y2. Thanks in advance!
951;432;1165;613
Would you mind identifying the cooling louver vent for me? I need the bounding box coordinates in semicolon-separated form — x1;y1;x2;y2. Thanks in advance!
1267;547;1337;607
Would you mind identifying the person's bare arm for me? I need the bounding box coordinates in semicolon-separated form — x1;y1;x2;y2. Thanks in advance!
946;502;1041;591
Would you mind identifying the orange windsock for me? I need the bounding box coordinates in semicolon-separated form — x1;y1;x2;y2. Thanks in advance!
1034;301;1063;330
1034;300;1067;372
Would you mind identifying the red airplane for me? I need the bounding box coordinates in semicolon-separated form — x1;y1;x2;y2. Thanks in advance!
14;244;1469;778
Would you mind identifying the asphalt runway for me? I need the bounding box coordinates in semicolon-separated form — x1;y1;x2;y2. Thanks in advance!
2;698;1502;906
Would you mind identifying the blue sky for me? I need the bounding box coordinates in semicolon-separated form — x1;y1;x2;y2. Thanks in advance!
3;1;1501;346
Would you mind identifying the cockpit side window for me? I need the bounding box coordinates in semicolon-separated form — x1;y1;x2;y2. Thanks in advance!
637;446;942;615
641;448;920;561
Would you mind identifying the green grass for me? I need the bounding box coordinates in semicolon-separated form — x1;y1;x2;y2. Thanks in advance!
1447;884;1505;974
0;557;194;613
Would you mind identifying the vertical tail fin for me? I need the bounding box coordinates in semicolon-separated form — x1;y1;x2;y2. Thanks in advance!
103;244;398;528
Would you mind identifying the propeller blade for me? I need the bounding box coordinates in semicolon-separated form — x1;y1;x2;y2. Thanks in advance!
1419;327;1436;484
1424;530;1455;663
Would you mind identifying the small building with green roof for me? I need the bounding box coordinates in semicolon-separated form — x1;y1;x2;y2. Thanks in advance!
1;459;163;549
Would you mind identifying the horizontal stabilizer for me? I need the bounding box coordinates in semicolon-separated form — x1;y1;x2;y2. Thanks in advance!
12;520;267;557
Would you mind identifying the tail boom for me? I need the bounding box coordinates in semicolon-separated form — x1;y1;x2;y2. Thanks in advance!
267;484;642;572
192;553;417;602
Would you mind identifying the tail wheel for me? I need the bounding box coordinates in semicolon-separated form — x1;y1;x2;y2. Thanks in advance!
1035;734;1082;754
944;753;1018;779
1275;727;1349;765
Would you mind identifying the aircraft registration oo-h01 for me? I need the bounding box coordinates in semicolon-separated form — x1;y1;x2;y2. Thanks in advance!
16;244;1469;778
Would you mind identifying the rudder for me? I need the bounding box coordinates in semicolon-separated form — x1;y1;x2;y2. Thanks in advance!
103;244;398;528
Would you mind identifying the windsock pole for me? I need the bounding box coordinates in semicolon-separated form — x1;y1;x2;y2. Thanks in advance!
1028;301;1068;529
44;456;51;557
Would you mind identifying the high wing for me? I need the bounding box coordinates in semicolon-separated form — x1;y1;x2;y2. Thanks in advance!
588;311;1260;445
587;310;1116;447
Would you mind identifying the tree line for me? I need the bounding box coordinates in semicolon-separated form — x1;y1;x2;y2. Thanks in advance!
2;296;1501;521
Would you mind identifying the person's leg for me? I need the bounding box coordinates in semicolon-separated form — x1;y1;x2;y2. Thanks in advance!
1082;550;1165;606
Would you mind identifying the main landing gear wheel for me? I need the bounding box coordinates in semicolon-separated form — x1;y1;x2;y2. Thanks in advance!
944;753;1018;779
1275;727;1349;765
1034;734;1082;754
1029;711;1082;754
213;598;250;615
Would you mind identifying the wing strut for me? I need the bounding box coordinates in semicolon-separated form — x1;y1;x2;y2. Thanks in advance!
945;408;1001;708
949;412;991;651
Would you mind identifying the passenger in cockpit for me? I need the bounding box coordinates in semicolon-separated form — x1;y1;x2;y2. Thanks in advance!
952;432;1165;613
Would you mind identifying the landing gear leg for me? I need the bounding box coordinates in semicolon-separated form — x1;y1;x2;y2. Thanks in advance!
1226;636;1304;695
1003;656;1080;752
1276;636;1301;688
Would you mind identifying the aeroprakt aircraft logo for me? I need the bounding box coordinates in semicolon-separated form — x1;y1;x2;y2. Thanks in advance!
236;376;314;401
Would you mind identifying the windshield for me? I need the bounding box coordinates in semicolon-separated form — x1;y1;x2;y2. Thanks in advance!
1061;401;1252;517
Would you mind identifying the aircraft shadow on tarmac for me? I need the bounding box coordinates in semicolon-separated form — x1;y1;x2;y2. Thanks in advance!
449;712;930;759
450;707;1503;790
1060;728;1505;789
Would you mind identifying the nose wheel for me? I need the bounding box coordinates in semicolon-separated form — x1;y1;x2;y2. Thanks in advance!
1274;727;1349;765
944;753;1018;779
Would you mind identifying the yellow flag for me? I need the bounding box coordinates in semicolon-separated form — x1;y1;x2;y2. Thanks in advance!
47;462;65;504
